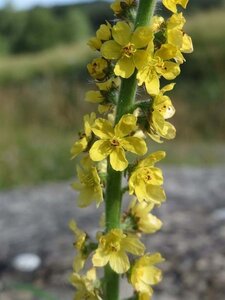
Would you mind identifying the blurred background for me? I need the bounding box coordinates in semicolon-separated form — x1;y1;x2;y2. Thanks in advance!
0;0;224;189
0;0;225;299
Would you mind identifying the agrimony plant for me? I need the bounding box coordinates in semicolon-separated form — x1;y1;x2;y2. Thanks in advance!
70;0;193;299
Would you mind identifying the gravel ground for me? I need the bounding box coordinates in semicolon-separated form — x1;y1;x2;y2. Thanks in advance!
0;166;225;300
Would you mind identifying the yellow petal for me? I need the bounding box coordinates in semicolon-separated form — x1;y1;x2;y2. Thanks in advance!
71;137;88;159
78;187;103;207
180;0;189;9
115;114;137;137
131;26;153;49
160;83;176;94
152;111;165;134
78;189;94;207
85;91;104;103
156;44;177;60
101;40;121;59
161;61;180;80
96;24;111;41
167;28;183;48
162;0;177;13
163;121;176;139
84;112;96;137
109;251;130;274
112;21;132;46
146;185;166;205
87;37;102;51
92;118;114;139
123;236;145;255
147;130;163;143
86;267;97;281
154;95;175;119
121;137;147;155
146;253;165;265
139;292;153;300
98;104;112;114
110;147;128;171
92;250;110;267
111;0;122;14
140;214;162;233
145;73;160;96
143;266;163;285
139;151;166;168
181;33;193;53
133;50;148;70
73;254;85;272
167;13;186;30
114;57;135;78
89;140;112;161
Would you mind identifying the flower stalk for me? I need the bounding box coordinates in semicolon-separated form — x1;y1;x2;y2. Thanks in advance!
104;1;158;299
70;0;193;299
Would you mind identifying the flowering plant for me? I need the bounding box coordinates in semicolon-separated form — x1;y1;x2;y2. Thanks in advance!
70;0;192;299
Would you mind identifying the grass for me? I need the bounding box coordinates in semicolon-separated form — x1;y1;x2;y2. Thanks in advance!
0;9;225;189
0;41;92;84
0;126;75;189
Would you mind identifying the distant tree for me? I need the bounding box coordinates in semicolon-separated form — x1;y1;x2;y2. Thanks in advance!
0;6;26;54
15;8;60;53
0;35;9;54
60;9;92;43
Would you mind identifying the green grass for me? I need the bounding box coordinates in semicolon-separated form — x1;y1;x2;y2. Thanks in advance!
0;41;92;84
0;126;76;189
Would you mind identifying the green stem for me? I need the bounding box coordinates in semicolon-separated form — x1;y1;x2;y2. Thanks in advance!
115;71;137;122
105;165;122;231
104;1;157;299
135;0;157;28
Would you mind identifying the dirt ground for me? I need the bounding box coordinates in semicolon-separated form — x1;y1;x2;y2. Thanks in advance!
0;166;225;300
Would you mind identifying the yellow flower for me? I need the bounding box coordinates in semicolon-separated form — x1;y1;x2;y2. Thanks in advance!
166;13;193;63
89;114;147;171
71;113;96;159
128;199;162;234
130;253;164;297
136;40;180;95
138;292;152;300
88;37;102;51
148;84;176;143
88;22;112;51
92;228;145;274
111;0;136;15
111;0;122;14
70;268;102;300
85;91;105;104
101;21;152;78
87;57;109;80
72;158;103;207
153;84;176;118
96;22;112;42
163;0;189;13
69;219;87;272
85;77;120;104
129;151;166;205
151;16;164;33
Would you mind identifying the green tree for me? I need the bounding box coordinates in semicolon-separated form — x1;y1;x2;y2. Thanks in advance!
0;6;26;54
60;9;92;43
15;8;60;53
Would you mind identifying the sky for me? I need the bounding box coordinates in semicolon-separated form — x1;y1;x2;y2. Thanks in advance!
0;0;100;10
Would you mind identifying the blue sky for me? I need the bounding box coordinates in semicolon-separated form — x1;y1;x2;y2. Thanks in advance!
0;0;100;10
